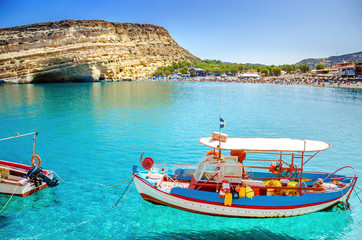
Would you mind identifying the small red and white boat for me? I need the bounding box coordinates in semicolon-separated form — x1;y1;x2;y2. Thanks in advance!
0;132;59;197
133;132;358;218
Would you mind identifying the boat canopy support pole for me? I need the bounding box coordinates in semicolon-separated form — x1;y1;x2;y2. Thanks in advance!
32;132;38;155
303;151;319;166
299;141;306;196
0;132;38;141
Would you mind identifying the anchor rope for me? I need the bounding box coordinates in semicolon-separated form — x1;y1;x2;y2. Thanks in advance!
0;183;19;215
20;176;134;240
342;200;362;240
53;171;133;188
354;188;362;204
341;189;362;240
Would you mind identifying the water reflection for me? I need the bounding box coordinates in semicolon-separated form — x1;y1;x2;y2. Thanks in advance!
91;82;175;109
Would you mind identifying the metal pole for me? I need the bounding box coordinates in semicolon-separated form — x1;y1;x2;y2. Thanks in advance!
0;132;37;141
32;132;37;155
299;141;306;196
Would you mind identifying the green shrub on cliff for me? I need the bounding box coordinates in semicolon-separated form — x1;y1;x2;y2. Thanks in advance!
0;40;9;46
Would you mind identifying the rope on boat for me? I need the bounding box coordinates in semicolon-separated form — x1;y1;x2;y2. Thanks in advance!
340;188;362;240
342;199;362;240
53;171;133;188
354;188;362;204
21;176;134;239
82;177;134;224
0;183;19;215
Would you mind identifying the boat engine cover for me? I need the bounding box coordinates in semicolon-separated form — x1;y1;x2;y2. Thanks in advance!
26;166;59;187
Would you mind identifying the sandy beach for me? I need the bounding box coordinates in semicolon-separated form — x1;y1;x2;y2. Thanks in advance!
150;74;362;89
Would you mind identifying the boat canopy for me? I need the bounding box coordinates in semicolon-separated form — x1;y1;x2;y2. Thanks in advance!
199;137;331;152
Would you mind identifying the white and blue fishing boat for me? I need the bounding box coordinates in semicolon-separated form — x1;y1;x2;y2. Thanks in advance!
133;132;358;217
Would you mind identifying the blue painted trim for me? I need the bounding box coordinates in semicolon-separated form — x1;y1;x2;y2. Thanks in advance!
132;165;139;174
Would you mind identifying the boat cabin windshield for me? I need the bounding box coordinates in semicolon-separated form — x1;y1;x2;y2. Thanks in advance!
194;156;244;183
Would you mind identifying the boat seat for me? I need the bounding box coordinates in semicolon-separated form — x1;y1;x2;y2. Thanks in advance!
322;183;338;189
202;172;217;181
7;175;24;181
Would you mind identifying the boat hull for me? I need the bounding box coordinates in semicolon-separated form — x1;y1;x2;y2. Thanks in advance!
134;175;351;218
0;181;49;197
0;160;54;197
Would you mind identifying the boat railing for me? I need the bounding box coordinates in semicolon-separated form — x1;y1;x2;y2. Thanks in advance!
154;162;198;167
246;151;314;157
152;162;198;179
325;165;358;201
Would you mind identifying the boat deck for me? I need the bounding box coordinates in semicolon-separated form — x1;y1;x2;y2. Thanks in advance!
160;181;190;191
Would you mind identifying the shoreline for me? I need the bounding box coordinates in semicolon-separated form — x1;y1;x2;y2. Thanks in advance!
148;75;362;89
1;75;361;89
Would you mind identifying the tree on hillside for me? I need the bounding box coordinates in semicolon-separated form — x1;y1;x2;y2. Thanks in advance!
154;67;164;76
272;67;282;76
261;67;269;76
180;66;188;74
298;64;310;73
172;62;179;70
316;64;325;70
285;65;293;74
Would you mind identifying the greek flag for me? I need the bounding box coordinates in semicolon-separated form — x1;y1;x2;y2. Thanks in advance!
220;118;225;128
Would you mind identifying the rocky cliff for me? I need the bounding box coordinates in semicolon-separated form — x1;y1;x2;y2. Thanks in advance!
0;20;196;83
296;51;362;69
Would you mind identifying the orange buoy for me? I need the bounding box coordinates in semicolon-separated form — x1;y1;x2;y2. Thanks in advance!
230;149;246;162
206;150;220;156
31;154;41;167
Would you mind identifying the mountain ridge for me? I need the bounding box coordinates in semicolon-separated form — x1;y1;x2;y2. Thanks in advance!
295;51;362;69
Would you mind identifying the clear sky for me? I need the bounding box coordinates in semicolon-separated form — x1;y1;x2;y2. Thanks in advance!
0;0;361;65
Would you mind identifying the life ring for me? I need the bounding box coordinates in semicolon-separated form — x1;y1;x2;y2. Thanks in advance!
140;152;154;170
31;154;41;167
206;150;219;156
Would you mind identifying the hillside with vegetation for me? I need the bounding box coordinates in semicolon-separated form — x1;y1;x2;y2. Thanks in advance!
154;59;311;76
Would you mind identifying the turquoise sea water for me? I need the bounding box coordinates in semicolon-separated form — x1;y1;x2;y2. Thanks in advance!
0;82;361;240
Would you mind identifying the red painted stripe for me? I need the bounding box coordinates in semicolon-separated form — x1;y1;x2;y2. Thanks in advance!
0;183;48;197
140;193;257;218
0;160;51;175
171;192;340;210
22;184;48;197
135;175;344;210
140;193;307;218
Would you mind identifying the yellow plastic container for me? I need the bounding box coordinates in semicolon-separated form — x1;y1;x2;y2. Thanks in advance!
239;186;246;197
246;186;254;199
224;192;233;206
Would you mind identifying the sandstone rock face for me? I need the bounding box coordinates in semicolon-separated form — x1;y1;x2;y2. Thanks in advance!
0;20;196;83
